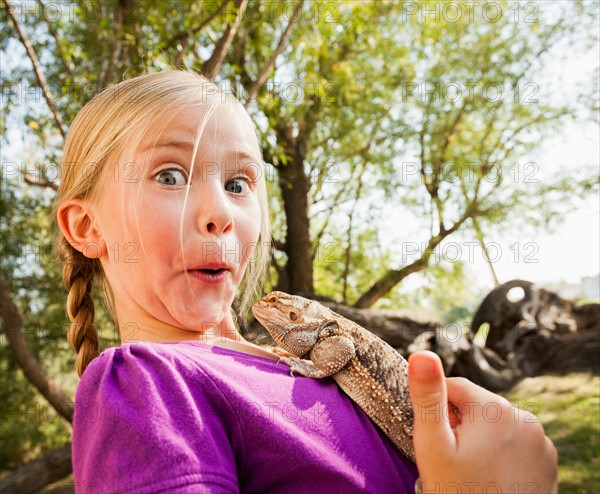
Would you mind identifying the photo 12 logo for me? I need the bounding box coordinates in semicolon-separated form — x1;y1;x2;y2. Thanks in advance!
401;241;539;264
399;2;539;24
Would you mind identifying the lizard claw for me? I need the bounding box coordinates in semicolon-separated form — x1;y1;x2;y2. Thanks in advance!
275;355;297;377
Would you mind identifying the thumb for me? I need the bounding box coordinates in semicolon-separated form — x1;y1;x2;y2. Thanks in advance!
408;351;456;457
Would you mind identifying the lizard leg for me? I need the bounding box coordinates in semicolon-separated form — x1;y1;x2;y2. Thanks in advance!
277;336;356;378
276;356;332;378
309;336;355;376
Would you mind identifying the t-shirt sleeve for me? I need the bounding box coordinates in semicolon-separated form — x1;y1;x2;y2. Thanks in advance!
72;343;240;494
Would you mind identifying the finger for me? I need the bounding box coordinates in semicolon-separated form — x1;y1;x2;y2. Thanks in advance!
408;351;456;456
446;376;511;424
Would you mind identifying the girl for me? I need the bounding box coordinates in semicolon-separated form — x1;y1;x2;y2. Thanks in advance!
55;70;558;493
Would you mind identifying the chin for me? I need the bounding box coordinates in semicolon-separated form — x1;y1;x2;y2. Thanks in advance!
181;305;228;328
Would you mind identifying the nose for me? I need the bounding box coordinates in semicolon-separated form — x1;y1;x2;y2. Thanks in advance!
196;179;234;236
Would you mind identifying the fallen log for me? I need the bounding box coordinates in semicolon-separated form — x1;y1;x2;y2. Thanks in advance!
0;445;72;494
246;282;599;391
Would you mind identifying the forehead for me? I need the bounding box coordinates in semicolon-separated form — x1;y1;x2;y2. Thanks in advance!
137;100;261;160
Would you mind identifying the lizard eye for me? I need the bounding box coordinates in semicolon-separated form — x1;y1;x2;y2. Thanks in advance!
289;311;298;321
269;296;277;303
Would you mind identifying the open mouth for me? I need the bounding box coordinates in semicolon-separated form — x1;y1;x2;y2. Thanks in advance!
187;268;230;282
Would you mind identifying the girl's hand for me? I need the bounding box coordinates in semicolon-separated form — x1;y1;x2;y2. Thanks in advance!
408;351;558;493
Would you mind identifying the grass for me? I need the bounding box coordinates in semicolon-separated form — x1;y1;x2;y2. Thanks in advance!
501;372;600;494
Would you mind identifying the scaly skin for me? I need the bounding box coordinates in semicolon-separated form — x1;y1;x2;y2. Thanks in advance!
252;291;416;466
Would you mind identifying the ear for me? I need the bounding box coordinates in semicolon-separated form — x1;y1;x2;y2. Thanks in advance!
56;199;106;259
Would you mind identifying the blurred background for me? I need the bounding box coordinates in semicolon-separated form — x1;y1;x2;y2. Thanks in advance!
1;0;598;492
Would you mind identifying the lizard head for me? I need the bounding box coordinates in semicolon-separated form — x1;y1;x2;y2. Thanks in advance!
252;291;330;357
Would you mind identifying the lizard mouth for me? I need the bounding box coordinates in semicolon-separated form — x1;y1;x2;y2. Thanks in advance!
251;300;268;319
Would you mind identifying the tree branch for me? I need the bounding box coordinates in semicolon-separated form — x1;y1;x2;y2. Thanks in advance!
439;98;469;162
472;216;500;286
23;172;59;191
4;0;66;139
342;159;367;304
0;272;74;423
35;0;74;79
455;156;500;288
171;0;230;67
353;202;478;309
99;0;126;89
310;139;375;256
202;0;249;79
310;177;353;259
419;100;445;234
244;0;304;108
168;0;229;48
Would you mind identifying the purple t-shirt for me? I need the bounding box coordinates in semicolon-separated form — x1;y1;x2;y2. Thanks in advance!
72;340;419;493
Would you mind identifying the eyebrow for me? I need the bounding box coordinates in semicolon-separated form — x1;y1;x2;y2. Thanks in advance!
141;141;261;163
229;150;262;164
139;141;194;153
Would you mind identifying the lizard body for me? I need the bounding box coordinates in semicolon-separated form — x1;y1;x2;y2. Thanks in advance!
252;291;416;466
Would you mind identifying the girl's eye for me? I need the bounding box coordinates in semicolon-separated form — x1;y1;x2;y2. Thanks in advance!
225;177;253;194
154;169;187;186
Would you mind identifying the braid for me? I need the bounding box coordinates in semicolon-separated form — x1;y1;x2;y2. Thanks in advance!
60;238;100;377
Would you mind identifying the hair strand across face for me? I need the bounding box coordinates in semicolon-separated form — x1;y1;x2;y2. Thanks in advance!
54;70;271;376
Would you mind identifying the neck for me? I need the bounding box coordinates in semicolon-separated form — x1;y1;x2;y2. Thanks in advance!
118;311;242;345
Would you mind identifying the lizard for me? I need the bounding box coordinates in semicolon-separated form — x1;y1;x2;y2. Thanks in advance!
252;291;418;472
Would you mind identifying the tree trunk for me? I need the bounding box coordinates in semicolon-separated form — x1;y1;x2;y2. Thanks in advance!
279;159;313;294
0;274;74;423
546;327;600;372
320;301;437;351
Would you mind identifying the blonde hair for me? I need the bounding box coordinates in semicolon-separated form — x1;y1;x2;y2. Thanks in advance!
54;70;271;377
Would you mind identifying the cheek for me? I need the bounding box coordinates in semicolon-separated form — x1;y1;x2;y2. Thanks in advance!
99;197;137;247
237;203;261;248
133;194;182;243
233;205;261;271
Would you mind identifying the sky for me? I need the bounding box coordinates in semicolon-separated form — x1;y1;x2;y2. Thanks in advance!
492;122;599;286
467;29;600;292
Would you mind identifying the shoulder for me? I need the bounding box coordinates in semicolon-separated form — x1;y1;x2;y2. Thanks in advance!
72;341;241;492
78;341;190;390
77;343;182;408
75;341;237;426
81;340;192;380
